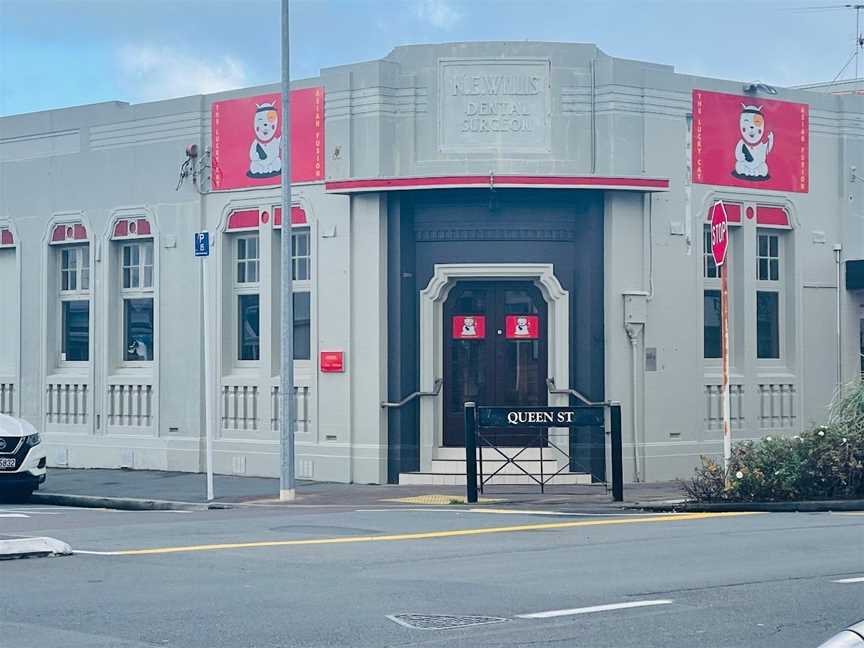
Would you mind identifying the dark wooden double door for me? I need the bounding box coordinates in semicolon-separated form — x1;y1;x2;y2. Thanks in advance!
443;281;548;446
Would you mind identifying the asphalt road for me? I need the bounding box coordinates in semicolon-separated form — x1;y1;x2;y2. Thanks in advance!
1;503;862;648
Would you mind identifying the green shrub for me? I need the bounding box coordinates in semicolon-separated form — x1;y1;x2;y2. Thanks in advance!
681;381;864;501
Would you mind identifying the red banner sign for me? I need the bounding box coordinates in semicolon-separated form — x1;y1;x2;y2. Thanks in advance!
505;315;539;340
211;87;324;191
692;90;808;193
452;315;486;340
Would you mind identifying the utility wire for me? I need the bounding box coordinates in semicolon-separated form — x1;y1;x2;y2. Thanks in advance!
832;47;860;82
786;4;855;12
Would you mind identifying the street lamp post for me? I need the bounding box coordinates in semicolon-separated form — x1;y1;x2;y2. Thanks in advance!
279;0;296;501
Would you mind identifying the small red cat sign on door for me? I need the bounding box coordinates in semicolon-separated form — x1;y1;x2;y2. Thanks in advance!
452;315;486;340
505;315;539;339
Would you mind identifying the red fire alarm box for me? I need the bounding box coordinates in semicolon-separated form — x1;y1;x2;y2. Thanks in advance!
320;351;344;373
505;315;539;339
452;315;486;340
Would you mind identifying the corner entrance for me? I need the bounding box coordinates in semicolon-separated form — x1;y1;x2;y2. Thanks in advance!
443;281;548;446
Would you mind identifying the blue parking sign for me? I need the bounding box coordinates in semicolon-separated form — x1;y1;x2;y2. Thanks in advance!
194;231;210;257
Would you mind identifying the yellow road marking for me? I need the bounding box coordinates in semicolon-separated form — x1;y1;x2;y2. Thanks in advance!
83;511;761;557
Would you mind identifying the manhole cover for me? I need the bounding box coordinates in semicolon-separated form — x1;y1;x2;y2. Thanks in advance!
387;613;508;630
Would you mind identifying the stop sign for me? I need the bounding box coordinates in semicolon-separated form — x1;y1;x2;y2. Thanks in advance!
710;201;729;267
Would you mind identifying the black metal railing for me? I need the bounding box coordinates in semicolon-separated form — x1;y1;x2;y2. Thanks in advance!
463;402;623;503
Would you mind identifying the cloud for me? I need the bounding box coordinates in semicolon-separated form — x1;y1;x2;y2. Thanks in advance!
414;0;463;30
117;45;249;102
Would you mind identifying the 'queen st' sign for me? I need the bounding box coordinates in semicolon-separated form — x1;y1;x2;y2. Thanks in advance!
477;406;604;428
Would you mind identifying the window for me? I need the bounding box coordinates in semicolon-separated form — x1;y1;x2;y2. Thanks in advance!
756;230;782;360
119;241;154;362
703;289;722;359
237;236;259;284
124;299;154;361
292;228;311;281
62;300;89;361
757;233;779;281
238;294;260;361
289;228;312;359
703;227;719;279
293;292;311;360
122;242;153;289
757;291;779;359
229;227;313;364
59;244;90;363
60;246;89;292
703;225;724;359
235;236;260;362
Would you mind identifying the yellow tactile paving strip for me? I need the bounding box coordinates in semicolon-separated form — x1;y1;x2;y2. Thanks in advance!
381;494;505;505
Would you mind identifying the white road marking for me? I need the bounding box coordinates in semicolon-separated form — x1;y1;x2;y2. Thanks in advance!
466;509;654;517
0;513;30;518
0;508;62;515
353;508;648;518
516;599;674;619
833;576;864;583
111;510;195;514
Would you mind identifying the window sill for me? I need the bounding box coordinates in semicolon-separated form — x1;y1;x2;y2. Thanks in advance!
109;366;155;379
54;363;90;374
47;368;89;381
232;361;263;371
702;369;745;381
224;368;262;382
117;361;154;370
754;367;796;381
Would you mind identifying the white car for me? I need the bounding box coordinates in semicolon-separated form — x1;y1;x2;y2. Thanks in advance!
0;413;46;498
819;622;864;647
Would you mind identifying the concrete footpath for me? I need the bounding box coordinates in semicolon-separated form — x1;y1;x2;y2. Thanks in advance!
22;467;688;511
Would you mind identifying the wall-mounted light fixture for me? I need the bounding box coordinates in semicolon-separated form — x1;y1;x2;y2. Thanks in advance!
176;144;211;194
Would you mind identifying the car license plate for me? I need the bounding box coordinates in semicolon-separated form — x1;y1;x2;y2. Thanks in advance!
0;457;16;469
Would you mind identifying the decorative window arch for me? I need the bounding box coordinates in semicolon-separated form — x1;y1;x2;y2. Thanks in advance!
704;203;790;228
224;206;308;232
50;223;88;245
272;206;308;228
111;217;153;240
226;209;260;232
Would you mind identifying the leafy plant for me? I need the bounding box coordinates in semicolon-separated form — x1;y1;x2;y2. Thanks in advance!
681;381;864;502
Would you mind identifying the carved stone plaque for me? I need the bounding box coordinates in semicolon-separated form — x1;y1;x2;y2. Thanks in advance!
439;58;551;153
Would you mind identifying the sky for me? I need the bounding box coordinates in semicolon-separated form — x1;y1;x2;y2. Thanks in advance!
2;0;864;117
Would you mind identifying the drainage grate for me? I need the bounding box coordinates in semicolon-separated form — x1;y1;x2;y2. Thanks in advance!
387;613;509;630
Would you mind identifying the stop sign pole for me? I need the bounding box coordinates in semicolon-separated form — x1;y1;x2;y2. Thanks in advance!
710;201;731;473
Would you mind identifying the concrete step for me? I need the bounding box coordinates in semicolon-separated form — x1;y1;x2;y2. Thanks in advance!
429;458;565;475
398;472;593;486
433;447;561;461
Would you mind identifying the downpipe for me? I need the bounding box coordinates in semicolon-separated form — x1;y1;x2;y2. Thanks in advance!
834;244;843;392
625;323;643;482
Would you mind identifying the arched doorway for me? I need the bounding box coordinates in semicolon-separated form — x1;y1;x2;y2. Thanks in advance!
442;280;548;446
